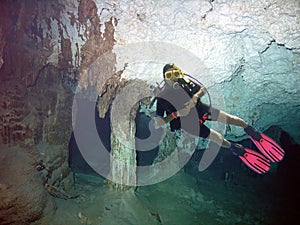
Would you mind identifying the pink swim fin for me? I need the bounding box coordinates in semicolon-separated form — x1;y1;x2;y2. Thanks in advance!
230;143;271;174
245;126;285;162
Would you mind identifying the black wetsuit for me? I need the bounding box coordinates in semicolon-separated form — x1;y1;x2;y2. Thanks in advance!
156;75;220;138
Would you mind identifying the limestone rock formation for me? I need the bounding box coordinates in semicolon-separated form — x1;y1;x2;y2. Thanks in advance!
113;0;300;142
0;147;55;225
108;79;153;188
0;0;299;223
0;0;117;223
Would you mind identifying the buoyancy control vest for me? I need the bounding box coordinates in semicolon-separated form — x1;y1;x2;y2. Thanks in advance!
177;74;202;100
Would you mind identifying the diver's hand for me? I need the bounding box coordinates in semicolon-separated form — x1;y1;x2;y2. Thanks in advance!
191;94;198;104
184;95;198;109
176;106;191;117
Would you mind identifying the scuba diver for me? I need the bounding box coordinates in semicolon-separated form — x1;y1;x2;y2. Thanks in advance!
153;63;285;174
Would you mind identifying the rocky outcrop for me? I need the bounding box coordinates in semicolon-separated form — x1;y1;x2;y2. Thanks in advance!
0;0;117;147
97;68;127;118
0;147;55;225
105;79;152;188
0;0;117;223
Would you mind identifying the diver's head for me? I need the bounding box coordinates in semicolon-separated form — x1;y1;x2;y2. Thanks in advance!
163;64;184;86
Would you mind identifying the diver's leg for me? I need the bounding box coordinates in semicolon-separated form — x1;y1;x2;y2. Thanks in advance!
198;123;231;148
207;129;231;148
199;103;247;128
216;110;248;128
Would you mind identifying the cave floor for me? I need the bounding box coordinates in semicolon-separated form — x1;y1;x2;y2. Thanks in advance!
48;169;286;225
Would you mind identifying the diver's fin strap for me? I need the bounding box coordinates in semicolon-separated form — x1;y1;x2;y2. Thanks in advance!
230;143;270;174
244;125;261;141
239;148;271;174
229;143;245;156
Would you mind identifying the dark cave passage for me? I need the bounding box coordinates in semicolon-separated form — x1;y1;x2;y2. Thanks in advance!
68;99;160;176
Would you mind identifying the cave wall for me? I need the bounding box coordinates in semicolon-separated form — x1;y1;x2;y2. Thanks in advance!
0;2;299;150
0;0;298;168
0;0;117;147
0;0;299;222
0;0;117;223
111;0;300;142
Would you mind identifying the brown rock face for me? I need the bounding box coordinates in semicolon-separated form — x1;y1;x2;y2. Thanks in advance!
0;0;116;147
0;147;55;225
0;0;117;223
0;1;67;147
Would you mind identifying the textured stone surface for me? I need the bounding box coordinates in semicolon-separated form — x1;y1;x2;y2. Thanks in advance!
0;147;55;225
0;0;117;146
0;0;71;146
0;1;299;223
0;1;298;224
97;69;127;118
108;79;152;187
110;0;300;142
0;0;117;222
27;65;74;146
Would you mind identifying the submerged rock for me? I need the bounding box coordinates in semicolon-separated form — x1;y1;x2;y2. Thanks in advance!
0;147;55;225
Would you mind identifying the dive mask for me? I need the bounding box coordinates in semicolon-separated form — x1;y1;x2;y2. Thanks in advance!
164;69;183;80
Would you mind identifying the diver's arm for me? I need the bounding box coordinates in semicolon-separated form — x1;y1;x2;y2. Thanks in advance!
153;113;176;128
185;86;206;109
192;87;206;102
155;106;192;128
